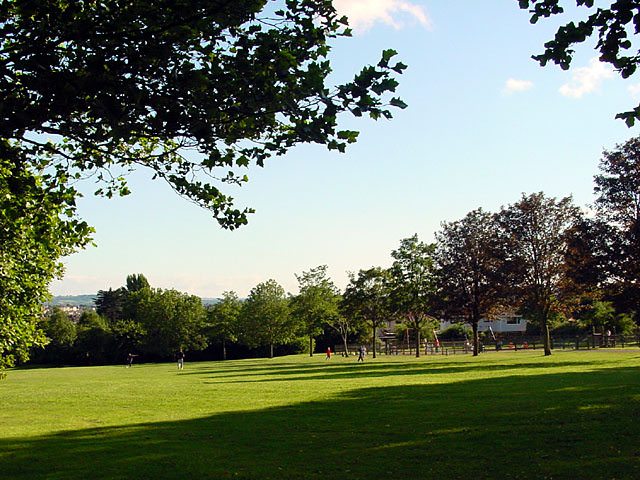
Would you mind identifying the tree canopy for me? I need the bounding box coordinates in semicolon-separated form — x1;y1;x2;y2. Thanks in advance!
592;136;640;313
435;209;502;356
343;267;392;358
291;265;340;356
497;192;581;355
389;235;437;358
240;279;297;358
1;0;407;227
207;291;242;360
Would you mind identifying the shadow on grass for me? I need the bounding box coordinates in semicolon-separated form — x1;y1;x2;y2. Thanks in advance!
190;359;608;384
2;366;639;480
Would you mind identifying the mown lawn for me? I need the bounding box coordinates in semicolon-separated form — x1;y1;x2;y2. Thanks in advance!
1;350;639;479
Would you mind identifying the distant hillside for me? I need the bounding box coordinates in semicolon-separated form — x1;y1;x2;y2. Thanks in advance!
48;295;96;307
49;294;220;307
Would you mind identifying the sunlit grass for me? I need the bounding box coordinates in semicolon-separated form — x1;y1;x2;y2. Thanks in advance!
1;350;639;479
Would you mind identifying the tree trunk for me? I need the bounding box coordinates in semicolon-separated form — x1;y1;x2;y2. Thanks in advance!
309;335;313;357
472;321;479;357
341;334;349;357
269;343;274;359
415;326;421;358
543;319;552;356
222;337;227;361
372;325;377;358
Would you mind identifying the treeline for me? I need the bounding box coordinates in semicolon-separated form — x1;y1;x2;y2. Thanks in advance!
35;135;640;364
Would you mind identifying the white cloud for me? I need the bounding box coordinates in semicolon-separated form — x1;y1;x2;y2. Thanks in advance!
628;83;640;99
333;0;431;33
559;58;614;98
504;78;533;93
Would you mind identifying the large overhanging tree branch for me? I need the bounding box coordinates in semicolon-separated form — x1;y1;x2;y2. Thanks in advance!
518;0;640;125
1;0;408;227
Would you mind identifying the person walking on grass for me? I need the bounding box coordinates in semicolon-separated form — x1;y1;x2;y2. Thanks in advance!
126;353;138;368
357;345;366;362
325;347;332;360
176;349;185;370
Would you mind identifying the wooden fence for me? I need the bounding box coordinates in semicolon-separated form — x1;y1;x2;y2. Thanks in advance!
333;334;640;356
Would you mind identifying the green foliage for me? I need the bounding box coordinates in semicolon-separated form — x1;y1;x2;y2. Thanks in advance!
126;274;150;293
78;310;109;331
33;274;212;364
208;292;242;342
1;0;407;227
435;209;502;355
518;0;640;125
207;291;242;360
580;300;636;335
291;265;340;354
94;288;127;323
591;136;640;314
582;300;616;330
615;312;637;335
134;288;208;357
496;192;581;355
389;234;438;357
110;319;146;356
75;311;112;364
43;308;77;348
550;319;585;336
343;267;392;357
0;148;92;377
240;279;298;358
438;323;471;340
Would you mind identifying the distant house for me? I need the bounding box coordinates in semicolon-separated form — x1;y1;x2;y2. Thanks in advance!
43;304;95;320
377;313;528;342
440;314;528;334
478;314;527;333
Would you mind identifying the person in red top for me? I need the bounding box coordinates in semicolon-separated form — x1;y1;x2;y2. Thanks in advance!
325;347;332;360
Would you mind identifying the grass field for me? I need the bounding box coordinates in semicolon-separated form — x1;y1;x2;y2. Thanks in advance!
1;350;639;480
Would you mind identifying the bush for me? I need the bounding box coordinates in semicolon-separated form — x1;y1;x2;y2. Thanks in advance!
551;320;586;336
438;323;470;340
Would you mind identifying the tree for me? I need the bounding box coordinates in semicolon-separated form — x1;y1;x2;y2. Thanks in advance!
0;0;406;376
591;136;640;315
75;310;112;364
497;192;581;356
43;308;77;349
291;265;340;356
564;217;613;298
110;319;146;360
0;154;91;377
330;305;358;357
95;288;127;324
518;0;640;125
435;209;503;356
134;288;208;358
240;279;297;358
343;267;392;359
1;1;407;226
126;274;150;293
207;291;242;360
33;307;77;364
389;235;438;358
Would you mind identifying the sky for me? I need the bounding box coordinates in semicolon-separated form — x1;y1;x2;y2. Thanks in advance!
51;0;640;298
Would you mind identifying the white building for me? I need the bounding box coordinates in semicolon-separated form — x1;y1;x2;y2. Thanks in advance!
440;314;528;334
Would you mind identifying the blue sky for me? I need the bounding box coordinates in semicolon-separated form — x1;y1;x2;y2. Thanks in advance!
51;1;640;298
